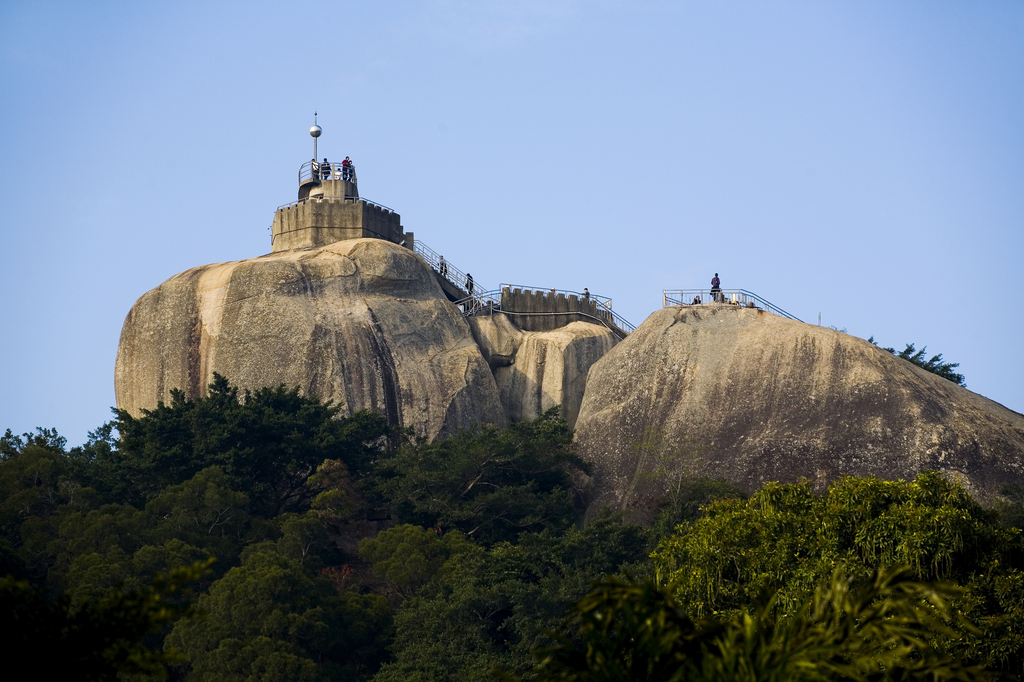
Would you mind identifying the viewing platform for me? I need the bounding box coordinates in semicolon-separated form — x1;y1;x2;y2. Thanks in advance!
456;285;634;339
270;119;412;253
410;242;633;337
663;289;801;322
298;159;358;201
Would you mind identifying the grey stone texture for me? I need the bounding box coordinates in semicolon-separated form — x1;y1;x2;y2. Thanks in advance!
499;287;626;336
115;239;505;441
271;196;405;252
574;305;1024;514
469;315;619;428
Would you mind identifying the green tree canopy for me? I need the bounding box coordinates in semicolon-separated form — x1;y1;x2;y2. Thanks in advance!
0;561;209;681
358;524;473;599
372;512;648;681
166;546;390;682
652;473;1024;674
869;337;966;386
374;407;590;545
502;568;987;682
110;373;390;515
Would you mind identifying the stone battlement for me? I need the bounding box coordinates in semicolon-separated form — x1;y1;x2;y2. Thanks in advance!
271;196;405;252
499;287;620;334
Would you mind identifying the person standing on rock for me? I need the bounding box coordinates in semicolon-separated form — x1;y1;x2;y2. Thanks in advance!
711;273;721;302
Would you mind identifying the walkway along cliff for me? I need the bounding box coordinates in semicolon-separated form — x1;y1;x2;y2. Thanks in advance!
115;123;1024;505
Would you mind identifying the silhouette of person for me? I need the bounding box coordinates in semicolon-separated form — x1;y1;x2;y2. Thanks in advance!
321;158;331;180
439;256;448;278
466;273;474;296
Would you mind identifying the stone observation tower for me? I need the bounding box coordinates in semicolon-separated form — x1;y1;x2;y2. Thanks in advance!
270;118;412;252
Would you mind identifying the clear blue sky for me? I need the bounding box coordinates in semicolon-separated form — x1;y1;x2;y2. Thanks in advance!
2;1;1022;445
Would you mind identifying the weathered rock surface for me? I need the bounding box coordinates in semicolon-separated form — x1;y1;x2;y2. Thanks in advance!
575;305;1024;512
115;239;505;440
469;316;618;428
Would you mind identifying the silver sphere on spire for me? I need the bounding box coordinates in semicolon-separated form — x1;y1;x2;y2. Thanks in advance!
310;124;322;138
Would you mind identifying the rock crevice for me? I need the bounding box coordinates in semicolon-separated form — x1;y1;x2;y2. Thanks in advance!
469;316;618;428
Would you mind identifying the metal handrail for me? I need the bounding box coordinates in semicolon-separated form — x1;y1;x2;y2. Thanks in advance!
453;290;502;311
499;284;635;333
662;289;802;322
299;159;357;184
453;288;635;335
413;242;636;333
413;240;486;295
275;196;397;214
498;283;614;310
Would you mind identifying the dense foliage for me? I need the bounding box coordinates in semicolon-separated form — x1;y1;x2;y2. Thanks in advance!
375;407;589;544
1;561;209;680
652;475;1024;675
2;375;1023;680
110;374;390;515
502;568;987;682
0;377;396;680
368;513;649;681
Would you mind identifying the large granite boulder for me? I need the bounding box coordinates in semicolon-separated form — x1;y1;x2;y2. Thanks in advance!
115;239;505;440
575;305;1024;512
468;315;618;428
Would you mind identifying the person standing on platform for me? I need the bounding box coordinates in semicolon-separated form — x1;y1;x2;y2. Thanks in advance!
466;273;474;296
711;273;721;302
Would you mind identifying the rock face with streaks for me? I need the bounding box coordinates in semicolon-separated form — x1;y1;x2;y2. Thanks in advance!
468;315;619;428
114;239;505;440
574;305;1024;513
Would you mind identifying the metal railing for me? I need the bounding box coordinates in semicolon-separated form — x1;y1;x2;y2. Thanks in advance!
499;283;614;311
412;241;635;334
299;159;357;184
413;240;487;295
452;290;502;314
499;283;635;334
451;287;635;336
662;289;802;322
275;195;397;214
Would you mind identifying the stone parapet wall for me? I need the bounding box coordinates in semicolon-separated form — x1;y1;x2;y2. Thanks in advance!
361;202;404;243
271;198;403;252
499;288;616;333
